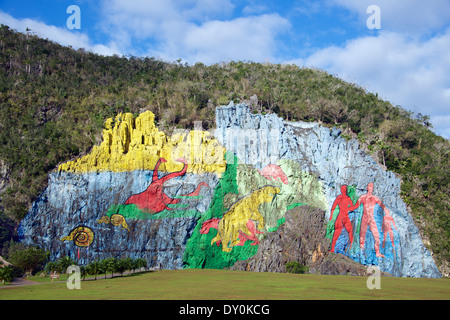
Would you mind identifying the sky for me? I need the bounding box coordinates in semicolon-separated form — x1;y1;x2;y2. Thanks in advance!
0;0;449;138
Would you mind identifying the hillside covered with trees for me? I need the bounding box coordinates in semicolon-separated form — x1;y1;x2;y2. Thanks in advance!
0;25;448;274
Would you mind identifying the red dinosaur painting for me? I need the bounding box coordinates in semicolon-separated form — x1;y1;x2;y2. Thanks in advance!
124;157;198;213
182;182;209;197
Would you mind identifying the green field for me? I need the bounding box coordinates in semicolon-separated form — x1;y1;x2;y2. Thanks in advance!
0;269;449;300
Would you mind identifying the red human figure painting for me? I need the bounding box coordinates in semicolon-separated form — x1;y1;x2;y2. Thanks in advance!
382;208;398;248
329;185;354;253
124;157;188;213
349;182;387;258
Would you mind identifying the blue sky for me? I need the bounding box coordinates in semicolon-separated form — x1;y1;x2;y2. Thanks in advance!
1;0;449;138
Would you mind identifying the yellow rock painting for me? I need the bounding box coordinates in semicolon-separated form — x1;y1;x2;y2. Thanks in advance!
58;111;226;175
211;185;280;252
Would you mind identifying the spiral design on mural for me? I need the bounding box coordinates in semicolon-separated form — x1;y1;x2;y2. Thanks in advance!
73;228;93;246
110;214;124;226
60;226;94;247
112;214;130;231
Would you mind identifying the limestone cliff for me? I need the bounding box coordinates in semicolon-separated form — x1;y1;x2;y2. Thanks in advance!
214;102;440;278
230;205;385;276
18;103;441;277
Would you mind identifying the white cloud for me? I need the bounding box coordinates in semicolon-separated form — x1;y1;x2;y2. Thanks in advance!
180;14;290;64
100;0;291;64
292;29;450;138
100;0;234;41
0;11;120;56
287;0;450;138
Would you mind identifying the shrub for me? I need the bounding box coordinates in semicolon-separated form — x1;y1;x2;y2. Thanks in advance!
285;261;309;274
7;243;49;276
0;265;15;283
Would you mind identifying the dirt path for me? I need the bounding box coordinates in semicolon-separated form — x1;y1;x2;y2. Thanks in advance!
0;278;43;288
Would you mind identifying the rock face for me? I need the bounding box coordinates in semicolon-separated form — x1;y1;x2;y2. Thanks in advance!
214;102;440;278
18;103;441;277
19;170;218;268
19;111;224;269
229;205;389;277
230;205;330;273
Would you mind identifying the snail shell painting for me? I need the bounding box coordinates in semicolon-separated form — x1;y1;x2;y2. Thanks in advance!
60;226;95;247
97;214;130;231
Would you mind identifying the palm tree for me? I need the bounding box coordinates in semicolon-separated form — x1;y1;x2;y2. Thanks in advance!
101;258;117;279
129;258;138;273
135;258;148;272
79;265;87;281
99;259;108;279
57;256;76;274
44;261;60;275
116;258;127;276
86;260;101;280
120;257;133;275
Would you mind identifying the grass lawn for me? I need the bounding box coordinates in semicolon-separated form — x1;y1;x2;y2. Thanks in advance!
0;269;449;300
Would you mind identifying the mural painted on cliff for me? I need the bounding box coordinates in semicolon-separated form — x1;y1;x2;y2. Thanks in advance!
18;105;441;277
41;111;398;270
326;183;400;265
48;111;226;264
182;154;327;269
